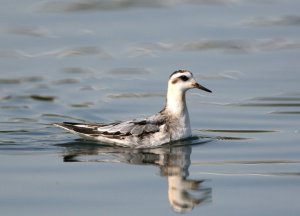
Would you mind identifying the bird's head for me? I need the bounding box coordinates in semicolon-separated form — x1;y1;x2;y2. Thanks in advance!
168;70;212;93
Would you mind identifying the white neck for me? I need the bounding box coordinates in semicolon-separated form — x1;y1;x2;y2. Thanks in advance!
162;82;192;139
165;87;187;116
165;83;191;118
164;85;192;138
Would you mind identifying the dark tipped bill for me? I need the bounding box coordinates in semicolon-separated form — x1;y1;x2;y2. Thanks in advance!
193;83;212;93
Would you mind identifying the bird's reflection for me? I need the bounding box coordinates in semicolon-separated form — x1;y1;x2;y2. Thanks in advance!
57;138;212;213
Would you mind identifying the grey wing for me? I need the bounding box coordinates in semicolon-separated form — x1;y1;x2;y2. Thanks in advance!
55;122;127;140
97;114;165;137
55;122;105;135
56;114;165;138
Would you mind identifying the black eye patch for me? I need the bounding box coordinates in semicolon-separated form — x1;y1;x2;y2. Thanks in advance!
179;75;189;81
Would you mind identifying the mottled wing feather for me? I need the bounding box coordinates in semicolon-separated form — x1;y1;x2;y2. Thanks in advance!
58;114;165;138
130;125;144;136
98;116;164;137
56;122;100;135
144;124;158;133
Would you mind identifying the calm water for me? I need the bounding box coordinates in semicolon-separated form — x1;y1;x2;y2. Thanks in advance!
1;0;300;215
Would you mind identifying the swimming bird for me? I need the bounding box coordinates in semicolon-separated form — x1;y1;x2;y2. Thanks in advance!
54;70;211;148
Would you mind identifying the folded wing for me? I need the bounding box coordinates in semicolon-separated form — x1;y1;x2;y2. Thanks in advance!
56;114;165;138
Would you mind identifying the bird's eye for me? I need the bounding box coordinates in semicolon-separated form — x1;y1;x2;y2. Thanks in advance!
179;75;189;81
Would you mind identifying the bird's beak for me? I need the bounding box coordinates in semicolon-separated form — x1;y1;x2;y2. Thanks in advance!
193;82;212;93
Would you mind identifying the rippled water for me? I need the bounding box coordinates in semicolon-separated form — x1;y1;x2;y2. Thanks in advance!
1;0;300;215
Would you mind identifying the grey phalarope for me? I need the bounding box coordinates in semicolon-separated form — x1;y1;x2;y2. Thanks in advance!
54;70;212;148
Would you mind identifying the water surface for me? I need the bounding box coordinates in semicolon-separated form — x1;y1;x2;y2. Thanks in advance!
0;0;300;215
